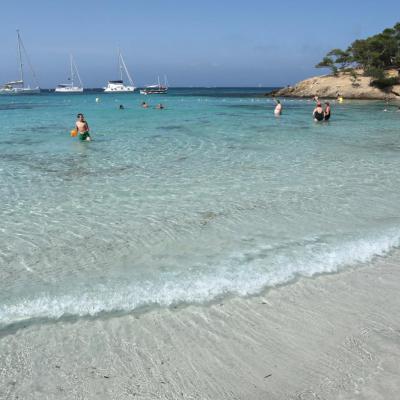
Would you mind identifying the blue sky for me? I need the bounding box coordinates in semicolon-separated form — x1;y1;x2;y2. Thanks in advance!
0;0;399;87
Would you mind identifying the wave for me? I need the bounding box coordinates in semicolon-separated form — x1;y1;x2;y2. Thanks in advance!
1;228;399;330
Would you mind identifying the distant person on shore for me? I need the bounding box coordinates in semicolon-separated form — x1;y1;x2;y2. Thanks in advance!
141;101;149;108
313;102;324;122
274;99;282;116
324;102;331;121
156;103;165;110
75;113;91;141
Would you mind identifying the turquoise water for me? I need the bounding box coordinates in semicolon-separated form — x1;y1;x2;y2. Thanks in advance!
1;89;400;328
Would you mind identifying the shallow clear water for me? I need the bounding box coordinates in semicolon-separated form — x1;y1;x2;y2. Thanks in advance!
1;89;400;328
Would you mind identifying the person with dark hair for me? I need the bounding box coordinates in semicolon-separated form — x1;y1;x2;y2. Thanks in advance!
313;102;324;122
75;113;91;141
324;102;331;120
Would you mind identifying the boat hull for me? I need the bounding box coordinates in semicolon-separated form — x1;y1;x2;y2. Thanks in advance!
140;89;168;95
104;86;135;93
55;87;84;93
0;87;41;95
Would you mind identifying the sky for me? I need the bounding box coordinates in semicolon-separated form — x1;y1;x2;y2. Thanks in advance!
0;0;399;88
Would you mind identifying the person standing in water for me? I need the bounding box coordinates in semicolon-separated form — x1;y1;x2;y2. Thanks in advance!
274;99;282;116
75;113;91;141
324;102;331;121
313;102;324;122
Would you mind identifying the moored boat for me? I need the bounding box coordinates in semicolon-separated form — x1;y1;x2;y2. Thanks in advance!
55;55;83;93
0;30;40;95
140;76;168;95
104;50;135;93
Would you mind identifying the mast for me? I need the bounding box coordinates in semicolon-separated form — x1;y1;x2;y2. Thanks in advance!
17;30;24;85
157;75;161;89
70;54;74;86
118;49;123;81
119;52;134;86
72;56;83;88
17;30;39;88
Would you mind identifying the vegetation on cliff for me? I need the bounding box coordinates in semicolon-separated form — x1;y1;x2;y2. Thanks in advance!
316;22;400;88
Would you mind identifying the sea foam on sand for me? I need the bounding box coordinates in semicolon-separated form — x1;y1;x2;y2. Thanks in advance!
1;252;400;399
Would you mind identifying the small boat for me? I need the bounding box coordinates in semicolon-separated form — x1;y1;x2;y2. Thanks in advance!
55;55;83;93
0;30;40;95
140;76;168;95
104;50;135;93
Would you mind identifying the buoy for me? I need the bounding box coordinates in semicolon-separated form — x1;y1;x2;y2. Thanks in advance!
95;97;100;103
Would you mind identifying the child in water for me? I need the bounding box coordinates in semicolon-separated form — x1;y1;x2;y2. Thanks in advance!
75;113;91;141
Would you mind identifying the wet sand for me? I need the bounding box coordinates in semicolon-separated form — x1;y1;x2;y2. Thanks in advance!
1;254;400;400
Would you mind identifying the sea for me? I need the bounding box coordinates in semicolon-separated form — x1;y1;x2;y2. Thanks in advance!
1;88;400;330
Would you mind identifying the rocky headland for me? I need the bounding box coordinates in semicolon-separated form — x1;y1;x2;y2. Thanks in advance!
270;69;400;100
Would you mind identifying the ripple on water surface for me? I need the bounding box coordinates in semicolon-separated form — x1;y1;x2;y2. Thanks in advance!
1;92;400;328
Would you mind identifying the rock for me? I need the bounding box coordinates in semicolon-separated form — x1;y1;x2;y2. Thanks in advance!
271;70;400;100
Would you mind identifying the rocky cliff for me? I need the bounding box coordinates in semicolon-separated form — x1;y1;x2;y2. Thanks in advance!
272;70;400;100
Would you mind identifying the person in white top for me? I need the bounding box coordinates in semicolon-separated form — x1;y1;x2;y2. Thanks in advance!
274;99;282;116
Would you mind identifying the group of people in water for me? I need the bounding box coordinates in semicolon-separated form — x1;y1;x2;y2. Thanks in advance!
140;101;165;109
119;102;165;110
73;101;166;141
312;101;331;121
74;95;337;142
273;96;331;121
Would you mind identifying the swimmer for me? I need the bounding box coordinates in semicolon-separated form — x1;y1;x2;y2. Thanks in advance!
313;102;324;122
156;103;165;109
313;95;319;103
119;104;124;109
75;113;91;141
141;101;149;108
274;99;282;116
324;102;331;121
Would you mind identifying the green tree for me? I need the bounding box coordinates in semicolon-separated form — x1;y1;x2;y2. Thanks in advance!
316;22;400;88
315;56;338;75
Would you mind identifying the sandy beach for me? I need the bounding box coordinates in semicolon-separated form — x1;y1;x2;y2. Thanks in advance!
1;250;399;400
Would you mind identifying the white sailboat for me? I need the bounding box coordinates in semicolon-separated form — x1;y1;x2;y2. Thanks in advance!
0;30;40;95
104;50;135;93
140;75;168;95
55;55;83;93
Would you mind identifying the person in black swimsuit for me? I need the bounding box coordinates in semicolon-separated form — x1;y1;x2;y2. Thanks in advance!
324;102;331;120
313;102;324;121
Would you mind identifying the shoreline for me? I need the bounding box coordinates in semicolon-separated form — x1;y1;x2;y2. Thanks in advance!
1;253;400;399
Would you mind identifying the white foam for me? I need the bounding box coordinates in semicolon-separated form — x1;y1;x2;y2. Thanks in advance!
1;229;399;328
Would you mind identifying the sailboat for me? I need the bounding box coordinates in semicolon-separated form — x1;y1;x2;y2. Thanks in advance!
0;30;40;95
140;75;168;95
104;50;135;92
55;55;83;93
